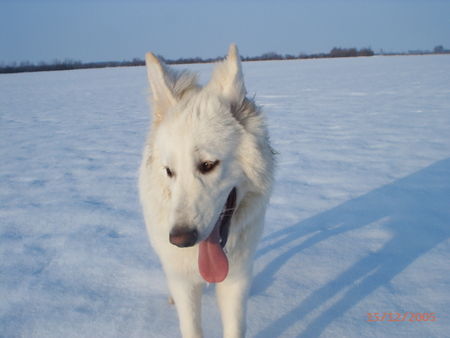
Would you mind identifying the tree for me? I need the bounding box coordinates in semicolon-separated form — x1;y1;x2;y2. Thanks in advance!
434;45;444;53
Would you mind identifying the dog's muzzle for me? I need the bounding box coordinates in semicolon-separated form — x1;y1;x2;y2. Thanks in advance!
168;187;237;249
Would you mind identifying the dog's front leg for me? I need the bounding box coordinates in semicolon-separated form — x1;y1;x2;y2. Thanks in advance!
216;274;251;338
167;277;204;338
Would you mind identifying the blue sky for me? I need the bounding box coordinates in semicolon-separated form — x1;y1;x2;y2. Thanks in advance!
1;0;450;64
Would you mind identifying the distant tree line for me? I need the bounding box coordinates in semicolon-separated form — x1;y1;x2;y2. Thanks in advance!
379;45;450;56
0;58;146;74
1;45;448;74
241;47;375;61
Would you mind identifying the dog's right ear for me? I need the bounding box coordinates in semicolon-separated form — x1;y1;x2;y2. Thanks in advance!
145;53;177;123
207;44;246;107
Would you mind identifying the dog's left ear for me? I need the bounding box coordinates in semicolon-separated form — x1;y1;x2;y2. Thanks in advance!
145;53;178;123
207;44;246;108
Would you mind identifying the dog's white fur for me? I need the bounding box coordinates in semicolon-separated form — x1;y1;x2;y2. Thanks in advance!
139;44;274;338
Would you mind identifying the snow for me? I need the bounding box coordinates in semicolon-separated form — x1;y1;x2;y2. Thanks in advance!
1;55;450;337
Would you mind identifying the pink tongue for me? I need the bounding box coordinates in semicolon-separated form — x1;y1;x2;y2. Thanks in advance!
198;222;229;283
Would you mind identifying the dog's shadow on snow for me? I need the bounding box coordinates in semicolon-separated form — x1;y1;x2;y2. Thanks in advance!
252;158;450;338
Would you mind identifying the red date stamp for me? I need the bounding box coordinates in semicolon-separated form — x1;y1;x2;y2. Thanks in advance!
367;312;437;322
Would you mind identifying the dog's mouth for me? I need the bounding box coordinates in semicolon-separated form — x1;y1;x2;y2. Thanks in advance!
218;187;237;248
198;187;237;283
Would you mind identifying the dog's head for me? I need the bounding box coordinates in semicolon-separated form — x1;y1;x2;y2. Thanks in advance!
143;45;273;257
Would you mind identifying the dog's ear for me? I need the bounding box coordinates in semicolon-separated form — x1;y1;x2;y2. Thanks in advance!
145;53;178;122
207;44;246;108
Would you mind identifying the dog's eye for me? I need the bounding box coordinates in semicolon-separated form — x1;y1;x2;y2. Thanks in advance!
165;167;174;178
198;160;220;174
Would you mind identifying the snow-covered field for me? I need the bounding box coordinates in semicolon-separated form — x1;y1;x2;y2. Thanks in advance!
1;55;450;337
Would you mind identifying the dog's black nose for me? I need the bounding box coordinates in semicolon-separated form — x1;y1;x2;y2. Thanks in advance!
169;226;198;248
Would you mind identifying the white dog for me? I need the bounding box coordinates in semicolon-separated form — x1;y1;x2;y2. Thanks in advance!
139;44;274;338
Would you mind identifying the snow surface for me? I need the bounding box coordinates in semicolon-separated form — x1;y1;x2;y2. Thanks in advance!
1;55;450;337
